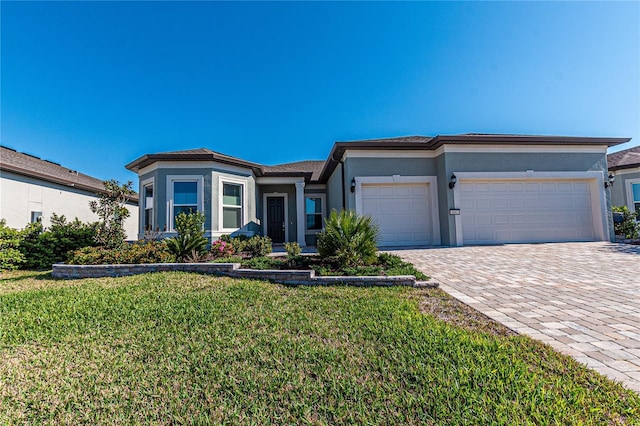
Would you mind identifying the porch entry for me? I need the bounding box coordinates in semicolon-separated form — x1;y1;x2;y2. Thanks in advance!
266;196;286;243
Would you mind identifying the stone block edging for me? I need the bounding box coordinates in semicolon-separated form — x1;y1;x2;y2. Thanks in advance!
52;263;438;288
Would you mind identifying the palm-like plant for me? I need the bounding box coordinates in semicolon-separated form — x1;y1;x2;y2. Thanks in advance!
317;210;379;267
166;211;208;262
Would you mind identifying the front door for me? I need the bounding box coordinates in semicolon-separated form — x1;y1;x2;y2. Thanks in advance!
266;196;286;243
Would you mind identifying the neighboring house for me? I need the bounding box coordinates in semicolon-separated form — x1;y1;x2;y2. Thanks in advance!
0;146;139;239
125;134;629;247
607;145;640;218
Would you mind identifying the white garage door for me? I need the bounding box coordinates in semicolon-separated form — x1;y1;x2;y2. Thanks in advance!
460;180;596;244
361;183;432;246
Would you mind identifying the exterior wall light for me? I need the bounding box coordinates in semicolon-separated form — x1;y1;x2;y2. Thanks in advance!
351;177;356;193
605;173;615;189
448;174;457;189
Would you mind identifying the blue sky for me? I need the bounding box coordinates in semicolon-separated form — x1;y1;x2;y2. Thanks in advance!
2;1;638;185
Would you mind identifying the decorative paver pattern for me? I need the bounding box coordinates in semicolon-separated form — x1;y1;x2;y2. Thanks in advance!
397;242;640;393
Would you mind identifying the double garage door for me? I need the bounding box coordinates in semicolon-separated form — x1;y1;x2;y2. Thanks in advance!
359;178;600;247
459;179;597;245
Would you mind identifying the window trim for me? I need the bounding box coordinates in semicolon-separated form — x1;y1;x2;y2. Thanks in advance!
218;176;248;232
626;178;640;219
304;194;326;234
141;177;155;231
166;175;204;232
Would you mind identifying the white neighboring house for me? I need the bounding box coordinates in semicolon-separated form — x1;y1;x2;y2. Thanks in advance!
0;146;139;239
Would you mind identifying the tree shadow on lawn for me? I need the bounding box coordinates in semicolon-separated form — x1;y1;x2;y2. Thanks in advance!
0;271;53;282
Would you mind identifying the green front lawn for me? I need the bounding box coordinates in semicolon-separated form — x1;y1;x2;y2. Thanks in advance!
1;271;638;424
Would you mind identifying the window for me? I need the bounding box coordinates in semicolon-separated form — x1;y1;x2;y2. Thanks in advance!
305;196;324;231
167;175;202;231
173;181;198;218
143;184;154;230
632;182;640;218
222;183;243;229
30;211;42;223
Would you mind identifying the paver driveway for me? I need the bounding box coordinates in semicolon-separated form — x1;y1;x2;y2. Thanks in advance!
397;242;640;393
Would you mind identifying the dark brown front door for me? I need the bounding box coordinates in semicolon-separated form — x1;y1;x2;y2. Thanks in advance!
266;197;285;243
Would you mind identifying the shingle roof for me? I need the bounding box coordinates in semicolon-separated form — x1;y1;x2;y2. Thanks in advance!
0;146;138;202
607;145;640;171
262;160;325;181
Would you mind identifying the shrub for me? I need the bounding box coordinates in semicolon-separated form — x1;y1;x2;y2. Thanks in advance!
241;236;272;257
377;252;429;280
68;241;175;265
0;220;25;271
612;206;640;239
209;255;243;264
242;256;283;270
19;214;97;270
90;180;135;248
210;239;235;258
284;242;301;257
219;234;250;253
166;211;208;262
317;210;379;268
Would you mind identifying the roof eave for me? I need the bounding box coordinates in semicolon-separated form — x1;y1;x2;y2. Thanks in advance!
430;135;630;149
609;163;640;172
1;163;139;203
126;153;263;174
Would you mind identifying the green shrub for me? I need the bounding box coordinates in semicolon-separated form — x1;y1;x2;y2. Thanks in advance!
219;234;249;252
242;256;283;270
68;241;175;265
209;255;243;264
342;265;383;276
166;211;208;262
284;241;301;257
613;206;640;239
0;220;25;271
19;214;97;270
317;210;379;268
378;253;429;280
241;236;272;257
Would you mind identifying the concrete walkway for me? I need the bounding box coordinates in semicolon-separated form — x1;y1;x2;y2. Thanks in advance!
396;242;640;393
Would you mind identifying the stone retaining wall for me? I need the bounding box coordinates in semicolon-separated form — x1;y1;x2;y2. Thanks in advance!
52;263;437;288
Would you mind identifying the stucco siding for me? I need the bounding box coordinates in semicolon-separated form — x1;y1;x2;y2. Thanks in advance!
1;171;138;239
445;152;607;173
326;162;344;214
611;170;640;208
143;166;257;239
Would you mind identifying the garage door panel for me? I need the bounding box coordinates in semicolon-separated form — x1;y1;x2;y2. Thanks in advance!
461;179;596;244
361;183;432;246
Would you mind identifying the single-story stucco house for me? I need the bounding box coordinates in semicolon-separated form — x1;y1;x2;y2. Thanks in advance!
607;145;640;217
125;134;630;248
0;145;139;238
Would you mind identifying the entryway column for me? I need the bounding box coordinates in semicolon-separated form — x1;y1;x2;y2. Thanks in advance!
295;181;306;247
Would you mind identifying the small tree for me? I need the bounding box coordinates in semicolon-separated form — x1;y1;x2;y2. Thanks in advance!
89;180;135;248
166;211;208;262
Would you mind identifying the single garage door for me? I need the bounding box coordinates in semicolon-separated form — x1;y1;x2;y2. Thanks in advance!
361;183;432;246
460;180;596;244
